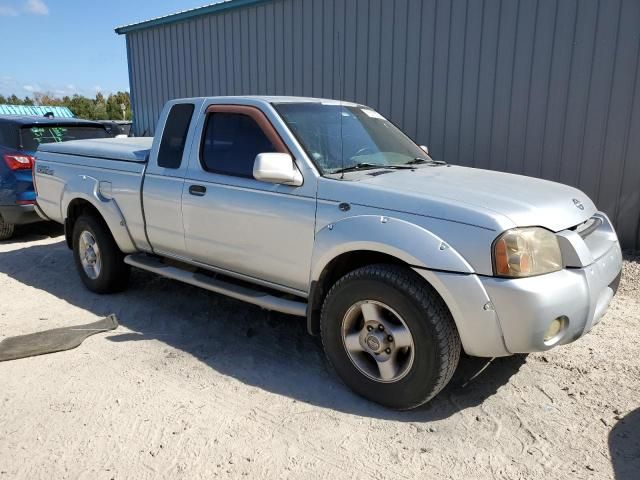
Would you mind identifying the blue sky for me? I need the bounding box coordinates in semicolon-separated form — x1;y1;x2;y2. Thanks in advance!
0;0;210;98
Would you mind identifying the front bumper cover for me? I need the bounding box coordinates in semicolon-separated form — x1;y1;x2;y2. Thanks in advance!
414;240;623;357
481;240;622;353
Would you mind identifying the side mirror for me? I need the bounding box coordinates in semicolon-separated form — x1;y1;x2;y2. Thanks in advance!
253;152;303;186
420;145;429;155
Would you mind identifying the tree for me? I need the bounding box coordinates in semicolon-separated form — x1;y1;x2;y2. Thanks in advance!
106;91;131;120
92;102;109;120
0;91;132;120
67;94;94;119
34;92;62;106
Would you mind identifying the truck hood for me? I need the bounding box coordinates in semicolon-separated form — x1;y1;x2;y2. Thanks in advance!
329;165;596;232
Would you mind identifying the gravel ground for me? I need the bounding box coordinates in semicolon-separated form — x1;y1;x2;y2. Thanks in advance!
0;223;638;479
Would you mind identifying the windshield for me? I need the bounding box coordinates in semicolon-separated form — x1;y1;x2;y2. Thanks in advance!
273;103;427;174
20;125;109;151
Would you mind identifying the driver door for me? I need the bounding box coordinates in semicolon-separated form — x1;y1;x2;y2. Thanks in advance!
181;104;316;293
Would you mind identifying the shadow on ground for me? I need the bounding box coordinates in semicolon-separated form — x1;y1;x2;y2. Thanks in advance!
0;223;526;420
7;221;64;244
609;408;640;480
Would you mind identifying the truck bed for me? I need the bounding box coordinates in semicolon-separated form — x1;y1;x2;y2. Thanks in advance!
34;137;153;253
37;137;152;163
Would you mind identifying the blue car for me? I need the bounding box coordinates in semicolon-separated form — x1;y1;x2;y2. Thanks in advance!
0;115;110;239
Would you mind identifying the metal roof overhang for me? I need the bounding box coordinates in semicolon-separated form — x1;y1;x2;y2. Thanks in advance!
115;0;273;35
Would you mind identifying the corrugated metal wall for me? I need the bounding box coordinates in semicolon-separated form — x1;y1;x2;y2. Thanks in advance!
124;0;640;250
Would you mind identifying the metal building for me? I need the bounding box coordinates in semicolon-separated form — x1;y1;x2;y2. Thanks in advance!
116;0;640;250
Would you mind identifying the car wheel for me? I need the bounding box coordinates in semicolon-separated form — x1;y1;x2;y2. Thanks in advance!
320;264;461;410
0;214;15;240
72;214;130;293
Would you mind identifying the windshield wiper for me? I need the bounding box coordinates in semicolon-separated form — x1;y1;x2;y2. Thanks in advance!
331;162;415;174
405;157;447;166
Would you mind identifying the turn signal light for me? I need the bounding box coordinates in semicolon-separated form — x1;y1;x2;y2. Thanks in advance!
3;153;35;170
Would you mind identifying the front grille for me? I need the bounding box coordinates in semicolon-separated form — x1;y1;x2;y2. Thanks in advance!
574;216;603;239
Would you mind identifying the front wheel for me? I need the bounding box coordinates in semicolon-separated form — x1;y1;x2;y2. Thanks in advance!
72;214;130;293
320;264;461;410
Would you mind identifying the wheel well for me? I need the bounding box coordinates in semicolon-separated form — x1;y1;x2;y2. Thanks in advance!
64;199;104;249
307;250;411;335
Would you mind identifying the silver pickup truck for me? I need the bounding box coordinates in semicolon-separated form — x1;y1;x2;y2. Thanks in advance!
34;96;623;409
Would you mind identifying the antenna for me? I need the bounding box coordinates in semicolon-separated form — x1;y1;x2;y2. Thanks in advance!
337;29;345;179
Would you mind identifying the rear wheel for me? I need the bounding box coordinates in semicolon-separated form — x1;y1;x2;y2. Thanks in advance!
72;214;130;293
0;214;15;240
320;264;461;410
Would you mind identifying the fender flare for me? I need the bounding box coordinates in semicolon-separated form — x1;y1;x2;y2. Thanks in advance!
305;215;475;336
61;174;137;253
310;214;474;284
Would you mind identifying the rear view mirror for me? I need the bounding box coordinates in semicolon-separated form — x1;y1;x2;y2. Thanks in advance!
420;145;429;155
253;153;303;186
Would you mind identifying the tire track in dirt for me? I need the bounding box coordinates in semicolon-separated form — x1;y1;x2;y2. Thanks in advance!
84;342;414;480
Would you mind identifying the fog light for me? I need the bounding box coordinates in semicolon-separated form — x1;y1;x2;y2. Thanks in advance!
544;316;568;344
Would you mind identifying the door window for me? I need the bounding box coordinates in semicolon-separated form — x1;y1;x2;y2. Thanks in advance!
200;112;276;177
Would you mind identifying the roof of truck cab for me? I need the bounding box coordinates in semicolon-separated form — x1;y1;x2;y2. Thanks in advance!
37;137;153;163
171;96;362;107
246;96;361;106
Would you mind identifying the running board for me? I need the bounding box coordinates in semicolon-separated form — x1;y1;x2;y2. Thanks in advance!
124;254;307;317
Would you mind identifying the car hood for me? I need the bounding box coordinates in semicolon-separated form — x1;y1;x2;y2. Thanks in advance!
323;165;596;232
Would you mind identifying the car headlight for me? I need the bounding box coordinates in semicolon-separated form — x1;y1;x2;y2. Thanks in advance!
493;227;562;277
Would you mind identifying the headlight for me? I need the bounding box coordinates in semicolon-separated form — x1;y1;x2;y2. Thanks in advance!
493;227;562;277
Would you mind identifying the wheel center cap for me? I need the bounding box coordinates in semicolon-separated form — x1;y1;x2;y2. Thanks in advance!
365;335;381;352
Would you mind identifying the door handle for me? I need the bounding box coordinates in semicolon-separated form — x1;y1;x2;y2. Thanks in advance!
189;184;206;196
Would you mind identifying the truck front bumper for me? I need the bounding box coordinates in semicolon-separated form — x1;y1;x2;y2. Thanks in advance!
0;204;41;225
414;240;623;357
481;240;622;354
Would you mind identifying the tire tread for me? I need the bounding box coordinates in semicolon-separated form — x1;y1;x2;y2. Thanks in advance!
320;264;461;409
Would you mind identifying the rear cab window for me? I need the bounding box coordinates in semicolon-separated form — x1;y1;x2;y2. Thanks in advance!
157;103;195;169
20;125;109;151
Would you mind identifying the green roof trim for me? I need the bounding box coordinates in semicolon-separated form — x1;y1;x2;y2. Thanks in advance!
115;0;273;35
0;105;75;118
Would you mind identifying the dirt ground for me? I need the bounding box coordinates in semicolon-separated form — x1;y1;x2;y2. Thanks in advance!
0;223;638;480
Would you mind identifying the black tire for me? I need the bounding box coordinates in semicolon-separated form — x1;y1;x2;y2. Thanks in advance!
72;214;130;293
320;264;461;410
0;214;15;240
